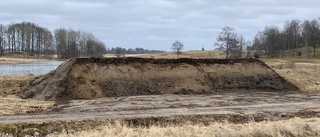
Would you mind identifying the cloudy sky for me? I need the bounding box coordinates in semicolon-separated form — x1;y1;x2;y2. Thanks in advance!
1;0;319;51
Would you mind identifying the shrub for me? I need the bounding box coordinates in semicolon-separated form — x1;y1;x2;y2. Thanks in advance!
254;53;260;58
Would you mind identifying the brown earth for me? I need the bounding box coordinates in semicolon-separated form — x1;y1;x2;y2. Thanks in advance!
21;57;298;101
1;91;320;136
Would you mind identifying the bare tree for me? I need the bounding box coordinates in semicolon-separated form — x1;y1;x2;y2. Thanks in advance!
237;34;246;58
302;19;320;57
253;26;281;58
115;47;125;57
171;40;184;57
54;28;106;59
0;21;107;59
0;24;5;56
54;28;67;59
215;26;240;58
283;20;302;54
0;22;54;58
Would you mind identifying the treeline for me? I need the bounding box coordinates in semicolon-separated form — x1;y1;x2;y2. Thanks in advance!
106;47;165;54
54;28;106;59
252;18;320;58
0;22;106;59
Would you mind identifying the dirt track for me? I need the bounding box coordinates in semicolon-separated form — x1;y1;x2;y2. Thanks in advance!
1;91;320;124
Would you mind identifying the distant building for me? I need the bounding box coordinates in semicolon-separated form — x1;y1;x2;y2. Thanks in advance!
201;46;205;51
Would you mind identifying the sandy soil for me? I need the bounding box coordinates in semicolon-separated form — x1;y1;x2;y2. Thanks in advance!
0;91;319;124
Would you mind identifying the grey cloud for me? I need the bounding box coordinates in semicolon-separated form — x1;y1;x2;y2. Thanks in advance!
0;0;319;50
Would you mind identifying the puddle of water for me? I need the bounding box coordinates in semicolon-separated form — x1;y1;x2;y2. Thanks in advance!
0;61;64;75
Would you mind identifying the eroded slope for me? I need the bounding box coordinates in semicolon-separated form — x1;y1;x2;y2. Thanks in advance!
21;58;298;101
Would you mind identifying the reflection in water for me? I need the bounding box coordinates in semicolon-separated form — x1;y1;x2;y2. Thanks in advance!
0;61;64;75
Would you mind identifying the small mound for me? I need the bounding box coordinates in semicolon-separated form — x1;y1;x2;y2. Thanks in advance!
21;58;298;101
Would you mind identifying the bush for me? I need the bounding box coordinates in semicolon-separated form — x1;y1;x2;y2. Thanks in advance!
254;53;260;58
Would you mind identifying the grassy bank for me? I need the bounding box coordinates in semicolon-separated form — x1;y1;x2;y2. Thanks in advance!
268;62;320;92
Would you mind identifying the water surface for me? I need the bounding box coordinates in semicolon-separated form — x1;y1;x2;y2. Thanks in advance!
0;61;64;75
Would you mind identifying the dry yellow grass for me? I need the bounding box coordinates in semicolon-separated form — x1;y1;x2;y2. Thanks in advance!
0;57;47;64
134;50;226;59
0;95;54;115
0;74;37;96
267;62;320;92
260;58;320;64
50;117;320;137
0;75;54;115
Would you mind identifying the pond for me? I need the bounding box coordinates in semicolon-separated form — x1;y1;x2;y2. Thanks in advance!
0;61;64;75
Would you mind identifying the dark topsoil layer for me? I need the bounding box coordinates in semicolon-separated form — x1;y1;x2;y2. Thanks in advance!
75;57;266;65
21;57;298;101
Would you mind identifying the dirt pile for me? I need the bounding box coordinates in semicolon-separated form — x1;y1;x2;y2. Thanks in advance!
21;58;298;101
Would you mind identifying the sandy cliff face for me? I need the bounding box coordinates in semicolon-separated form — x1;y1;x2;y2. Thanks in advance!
21;58;298;101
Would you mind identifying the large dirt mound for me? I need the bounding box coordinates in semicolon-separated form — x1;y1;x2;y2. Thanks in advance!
21;58;298;101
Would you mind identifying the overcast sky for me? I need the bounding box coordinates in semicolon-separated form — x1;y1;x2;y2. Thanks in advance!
1;0;319;51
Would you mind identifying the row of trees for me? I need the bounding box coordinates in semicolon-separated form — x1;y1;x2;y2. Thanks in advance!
215;18;320;58
0;22;106;59
252;18;320;58
0;22;54;57
54;28;106;58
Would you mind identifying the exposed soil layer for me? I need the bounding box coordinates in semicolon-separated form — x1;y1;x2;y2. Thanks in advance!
21;57;298;101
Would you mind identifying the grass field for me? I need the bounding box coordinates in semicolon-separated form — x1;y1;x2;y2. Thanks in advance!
0;95;54;115
266;61;320;92
50;117;320;137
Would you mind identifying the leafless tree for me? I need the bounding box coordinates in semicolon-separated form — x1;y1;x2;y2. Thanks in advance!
283;20;302;53
253;18;320;58
215;26;241;58
302;19;320;57
171;40;184;57
115;47;125;57
253;26;281;58
0;24;5;56
0;21;106;59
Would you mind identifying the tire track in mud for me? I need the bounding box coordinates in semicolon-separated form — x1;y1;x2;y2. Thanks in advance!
1;92;320;124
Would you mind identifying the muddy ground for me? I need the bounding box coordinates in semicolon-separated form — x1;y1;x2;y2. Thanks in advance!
0;91;320;124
